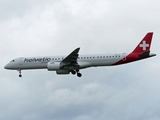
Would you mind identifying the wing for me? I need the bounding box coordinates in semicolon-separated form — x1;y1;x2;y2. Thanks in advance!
60;47;80;67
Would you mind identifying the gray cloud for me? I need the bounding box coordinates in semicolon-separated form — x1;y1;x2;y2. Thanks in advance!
1;0;160;120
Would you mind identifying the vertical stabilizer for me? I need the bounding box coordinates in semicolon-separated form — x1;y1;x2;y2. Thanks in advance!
132;32;153;53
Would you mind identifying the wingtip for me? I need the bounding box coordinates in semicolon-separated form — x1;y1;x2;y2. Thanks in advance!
76;47;80;50
74;47;80;52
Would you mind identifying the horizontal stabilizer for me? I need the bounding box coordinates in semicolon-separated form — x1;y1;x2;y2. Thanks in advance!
139;50;150;57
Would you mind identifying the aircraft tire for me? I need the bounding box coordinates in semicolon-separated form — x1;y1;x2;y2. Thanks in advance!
77;73;82;77
71;69;76;75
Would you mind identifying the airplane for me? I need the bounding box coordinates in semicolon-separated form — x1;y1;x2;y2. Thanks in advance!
4;32;156;77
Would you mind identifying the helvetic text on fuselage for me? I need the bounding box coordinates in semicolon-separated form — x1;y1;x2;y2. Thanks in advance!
24;57;51;63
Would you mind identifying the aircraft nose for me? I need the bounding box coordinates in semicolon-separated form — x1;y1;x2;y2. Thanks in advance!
4;64;9;69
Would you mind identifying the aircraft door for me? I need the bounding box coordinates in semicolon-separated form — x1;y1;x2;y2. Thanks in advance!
19;57;23;65
122;53;126;61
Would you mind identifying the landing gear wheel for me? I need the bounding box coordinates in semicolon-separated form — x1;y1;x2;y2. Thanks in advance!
77;73;82;77
18;70;22;77
71;69;76;75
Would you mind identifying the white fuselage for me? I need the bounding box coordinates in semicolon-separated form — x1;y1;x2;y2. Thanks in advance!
4;53;127;70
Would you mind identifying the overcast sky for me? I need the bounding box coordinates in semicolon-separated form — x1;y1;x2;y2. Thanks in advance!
1;0;160;120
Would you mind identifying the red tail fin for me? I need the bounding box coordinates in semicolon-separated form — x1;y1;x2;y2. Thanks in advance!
132;32;153;53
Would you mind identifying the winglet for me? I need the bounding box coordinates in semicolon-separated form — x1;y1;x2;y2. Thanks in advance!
132;32;153;53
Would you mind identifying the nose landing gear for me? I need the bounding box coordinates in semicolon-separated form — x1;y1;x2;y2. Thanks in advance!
18;70;22;77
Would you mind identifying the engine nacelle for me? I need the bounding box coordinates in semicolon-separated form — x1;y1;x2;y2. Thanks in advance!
47;62;60;71
56;70;70;74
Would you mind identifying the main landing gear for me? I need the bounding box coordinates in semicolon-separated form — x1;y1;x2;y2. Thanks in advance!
18;70;22;77
70;69;82;77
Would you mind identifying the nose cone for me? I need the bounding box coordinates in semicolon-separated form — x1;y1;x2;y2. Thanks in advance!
4;64;9;69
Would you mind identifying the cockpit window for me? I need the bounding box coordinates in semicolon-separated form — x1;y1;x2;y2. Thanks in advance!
11;60;15;62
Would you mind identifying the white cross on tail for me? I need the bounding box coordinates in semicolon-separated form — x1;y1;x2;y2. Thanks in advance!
140;41;149;50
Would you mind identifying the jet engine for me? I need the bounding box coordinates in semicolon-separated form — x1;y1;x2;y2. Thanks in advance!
47;62;60;71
